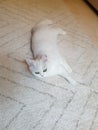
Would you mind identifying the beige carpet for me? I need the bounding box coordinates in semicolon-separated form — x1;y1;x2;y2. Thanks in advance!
0;0;98;130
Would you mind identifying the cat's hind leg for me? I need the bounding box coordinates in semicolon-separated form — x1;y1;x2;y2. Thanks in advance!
59;72;77;86
61;60;72;73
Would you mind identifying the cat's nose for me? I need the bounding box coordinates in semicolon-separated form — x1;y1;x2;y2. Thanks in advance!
40;74;44;77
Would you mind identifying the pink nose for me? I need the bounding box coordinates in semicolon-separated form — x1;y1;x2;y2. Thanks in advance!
40;74;44;77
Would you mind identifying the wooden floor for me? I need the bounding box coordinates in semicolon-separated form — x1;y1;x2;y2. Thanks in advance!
64;0;98;47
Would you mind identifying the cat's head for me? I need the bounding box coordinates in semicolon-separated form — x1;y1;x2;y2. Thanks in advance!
26;55;47;78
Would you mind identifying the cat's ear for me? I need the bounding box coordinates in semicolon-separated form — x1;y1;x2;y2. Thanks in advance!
42;55;47;62
26;58;35;66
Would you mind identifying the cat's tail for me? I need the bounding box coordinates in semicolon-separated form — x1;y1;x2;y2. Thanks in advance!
32;19;53;31
31;19;52;34
37;19;52;27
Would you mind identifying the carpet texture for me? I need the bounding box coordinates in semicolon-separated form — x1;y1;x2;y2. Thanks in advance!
0;0;98;130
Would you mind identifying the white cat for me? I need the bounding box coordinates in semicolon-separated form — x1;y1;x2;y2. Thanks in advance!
26;20;77;85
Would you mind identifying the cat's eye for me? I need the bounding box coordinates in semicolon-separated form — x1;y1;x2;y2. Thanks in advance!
43;69;47;72
35;72;40;74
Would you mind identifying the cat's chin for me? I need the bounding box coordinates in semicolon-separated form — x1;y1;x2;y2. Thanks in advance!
33;74;46;79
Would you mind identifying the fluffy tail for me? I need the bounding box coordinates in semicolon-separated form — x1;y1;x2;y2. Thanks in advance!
31;19;52;34
36;19;52;27
32;19;52;31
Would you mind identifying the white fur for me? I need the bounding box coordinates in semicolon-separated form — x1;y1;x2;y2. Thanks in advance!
26;20;77;85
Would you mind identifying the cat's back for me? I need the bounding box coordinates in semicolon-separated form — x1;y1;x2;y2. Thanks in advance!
33;27;57;44
32;27;58;55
